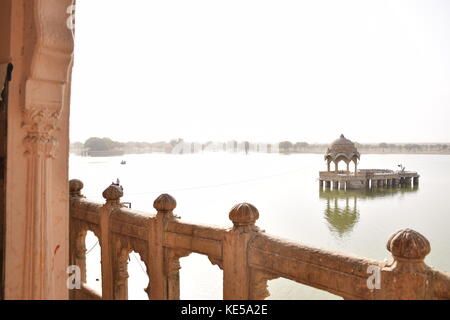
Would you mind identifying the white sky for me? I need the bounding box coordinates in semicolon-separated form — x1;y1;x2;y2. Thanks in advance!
69;0;450;144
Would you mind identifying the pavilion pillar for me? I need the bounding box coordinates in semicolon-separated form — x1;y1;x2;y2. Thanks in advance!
413;177;419;186
386;179;392;188
333;181;339;190
393;179;399;187
404;177;412;187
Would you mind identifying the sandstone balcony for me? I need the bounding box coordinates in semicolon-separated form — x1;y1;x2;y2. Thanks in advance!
69;179;450;300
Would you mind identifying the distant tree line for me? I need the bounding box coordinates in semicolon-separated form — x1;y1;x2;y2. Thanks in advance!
70;137;450;156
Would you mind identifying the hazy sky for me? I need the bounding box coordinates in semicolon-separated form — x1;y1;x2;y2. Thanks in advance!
70;0;450;144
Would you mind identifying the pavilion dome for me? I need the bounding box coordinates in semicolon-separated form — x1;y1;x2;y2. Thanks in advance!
325;134;360;162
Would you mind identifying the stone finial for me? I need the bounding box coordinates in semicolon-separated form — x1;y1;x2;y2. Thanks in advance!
69;179;84;197
102;183;123;202
153;194;177;213
229;203;259;228
387;228;431;261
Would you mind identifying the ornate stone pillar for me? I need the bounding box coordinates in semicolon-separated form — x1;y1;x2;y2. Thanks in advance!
4;0;75;300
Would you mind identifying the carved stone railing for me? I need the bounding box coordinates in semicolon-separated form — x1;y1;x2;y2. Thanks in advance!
69;179;450;300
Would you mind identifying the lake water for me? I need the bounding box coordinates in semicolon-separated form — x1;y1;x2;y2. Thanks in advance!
69;153;450;300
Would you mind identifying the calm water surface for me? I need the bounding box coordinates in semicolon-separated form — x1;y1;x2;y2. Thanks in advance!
69;153;450;299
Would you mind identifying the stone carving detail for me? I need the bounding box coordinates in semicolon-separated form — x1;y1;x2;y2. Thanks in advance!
114;244;131;300
250;269;279;300
72;227;88;283
164;248;191;299
69;179;85;198
103;184;124;202
166;248;191;276
154;193;177;216
208;256;223;270
23;112;60;158
386;228;431;272
229;202;259;231
387;228;431;261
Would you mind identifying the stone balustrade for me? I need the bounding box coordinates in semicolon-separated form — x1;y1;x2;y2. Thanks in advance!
69;179;450;300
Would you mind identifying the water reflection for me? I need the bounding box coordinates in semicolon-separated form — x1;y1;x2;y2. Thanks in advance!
319;186;419;238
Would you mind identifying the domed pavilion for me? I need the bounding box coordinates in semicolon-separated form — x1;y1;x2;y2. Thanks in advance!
324;134;360;173
319;135;419;190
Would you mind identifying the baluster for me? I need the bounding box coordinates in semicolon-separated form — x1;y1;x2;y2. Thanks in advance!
69;179;87;299
100;182;124;299
147;193;178;299
380;228;432;299
165;248;191;300
113;247;129;300
223;203;261;300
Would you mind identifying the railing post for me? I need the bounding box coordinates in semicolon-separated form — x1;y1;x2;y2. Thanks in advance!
100;182;124;300
148;194;178;299
223;203;260;300
380;228;432;299
69;179;86;300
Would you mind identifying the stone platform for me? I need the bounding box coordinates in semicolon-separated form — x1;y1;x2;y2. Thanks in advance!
319;169;420;190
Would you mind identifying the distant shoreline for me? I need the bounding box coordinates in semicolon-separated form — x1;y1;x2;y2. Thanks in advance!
280;150;450;155
71;138;450;156
70;150;450;156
